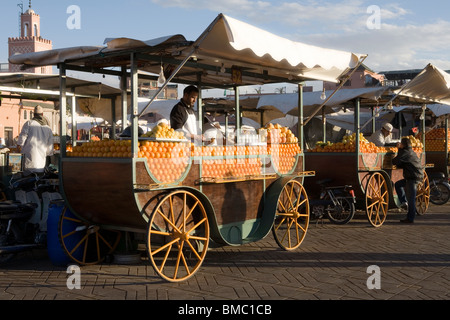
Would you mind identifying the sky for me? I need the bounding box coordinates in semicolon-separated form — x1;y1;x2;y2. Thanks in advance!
1;0;450;96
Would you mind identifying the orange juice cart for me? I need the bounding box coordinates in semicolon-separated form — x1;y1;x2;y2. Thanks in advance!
304;97;430;228
10;14;366;281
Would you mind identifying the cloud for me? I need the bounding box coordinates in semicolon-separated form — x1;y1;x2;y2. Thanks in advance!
150;0;450;71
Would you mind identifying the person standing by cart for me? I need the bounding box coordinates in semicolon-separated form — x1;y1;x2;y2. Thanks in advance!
17;105;54;175
170;85;205;143
392;137;424;223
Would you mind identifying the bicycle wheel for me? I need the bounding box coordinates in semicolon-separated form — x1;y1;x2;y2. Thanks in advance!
326;197;355;225
430;182;450;205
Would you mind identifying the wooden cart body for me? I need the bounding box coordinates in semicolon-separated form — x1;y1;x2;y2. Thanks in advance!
61;149;308;247
304;151;427;210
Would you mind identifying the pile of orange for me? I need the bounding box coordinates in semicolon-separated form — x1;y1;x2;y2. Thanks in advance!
424;129;450;152
54;143;73;152
269;143;300;174
68;139;132;158
139;141;190;184
202;158;262;178
191;145;270;157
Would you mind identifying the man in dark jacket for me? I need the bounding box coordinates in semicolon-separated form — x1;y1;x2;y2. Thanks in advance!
392;137;424;223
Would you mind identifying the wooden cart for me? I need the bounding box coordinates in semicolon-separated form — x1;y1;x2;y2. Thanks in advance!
11;14;367;281
60;139;313;281
304;99;430;227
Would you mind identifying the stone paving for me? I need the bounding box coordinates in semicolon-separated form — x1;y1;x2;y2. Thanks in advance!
1;204;449;303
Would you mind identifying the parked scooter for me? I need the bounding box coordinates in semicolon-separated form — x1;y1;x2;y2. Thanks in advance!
428;172;450;205
0;168;61;264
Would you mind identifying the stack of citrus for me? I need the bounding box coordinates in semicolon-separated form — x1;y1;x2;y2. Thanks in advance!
141;122;186;140
139;140;190;184
202;158;262;178
68;139;132;158
308;133;385;153
263;123;298;144
401;135;423;152
424;128;450;152
268;143;301;174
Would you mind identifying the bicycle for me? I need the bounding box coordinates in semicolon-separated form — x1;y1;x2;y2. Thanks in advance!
428;172;450;205
309;179;356;225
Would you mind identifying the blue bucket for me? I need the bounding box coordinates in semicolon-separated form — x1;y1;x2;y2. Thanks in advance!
47;200;71;267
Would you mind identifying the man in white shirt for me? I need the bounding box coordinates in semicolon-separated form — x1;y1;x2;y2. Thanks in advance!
170;85;205;143
368;122;398;147
17;105;54;175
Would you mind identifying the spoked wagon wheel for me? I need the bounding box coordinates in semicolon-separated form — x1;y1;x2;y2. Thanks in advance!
58;207;121;265
365;172;389;228
147;190;210;282
272;180;309;251
416;171;430;216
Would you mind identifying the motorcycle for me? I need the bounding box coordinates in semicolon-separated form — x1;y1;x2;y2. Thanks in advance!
309;179;356;225
428;172;450;205
0;168;60;264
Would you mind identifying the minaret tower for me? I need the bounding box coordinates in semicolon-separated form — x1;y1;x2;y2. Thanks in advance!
8;1;53;73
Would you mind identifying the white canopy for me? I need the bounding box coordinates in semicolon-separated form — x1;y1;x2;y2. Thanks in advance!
396;64;450;106
10;14;366;87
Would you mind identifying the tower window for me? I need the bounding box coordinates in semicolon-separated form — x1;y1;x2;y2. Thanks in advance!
24;23;30;37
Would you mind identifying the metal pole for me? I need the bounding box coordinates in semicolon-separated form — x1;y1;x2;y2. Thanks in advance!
322;107;327;143
234;86;240;143
130;53;139;158
71;95;76;146
297;83;304;151
197;74;203;141
371;107;376;134
121;66;128;132
111;97;116;140
446;116;449;173
59;64;67;158
355;98;360;154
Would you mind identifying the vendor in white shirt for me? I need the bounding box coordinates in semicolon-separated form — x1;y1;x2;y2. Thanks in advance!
17;105;54;175
170;85;205;143
368;122;399;147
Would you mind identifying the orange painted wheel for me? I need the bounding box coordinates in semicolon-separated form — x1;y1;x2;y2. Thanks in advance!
416;171;430;216
272;180;309;251
365;172;389;228
147;190;209;282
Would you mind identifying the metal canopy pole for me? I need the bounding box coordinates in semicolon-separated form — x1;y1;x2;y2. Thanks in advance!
121;66;128;132
130;53;139;157
59;64;67;158
234;86;240;143
355;98;361;154
322;107;327;143
297;83;304;152
197;74;203;140
71;95;77;146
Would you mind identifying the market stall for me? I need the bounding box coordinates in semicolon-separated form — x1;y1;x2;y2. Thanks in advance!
10;13;366;281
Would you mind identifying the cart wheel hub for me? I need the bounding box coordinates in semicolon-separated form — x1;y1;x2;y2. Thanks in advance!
87;225;100;234
289;211;300;219
172;230;189;241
